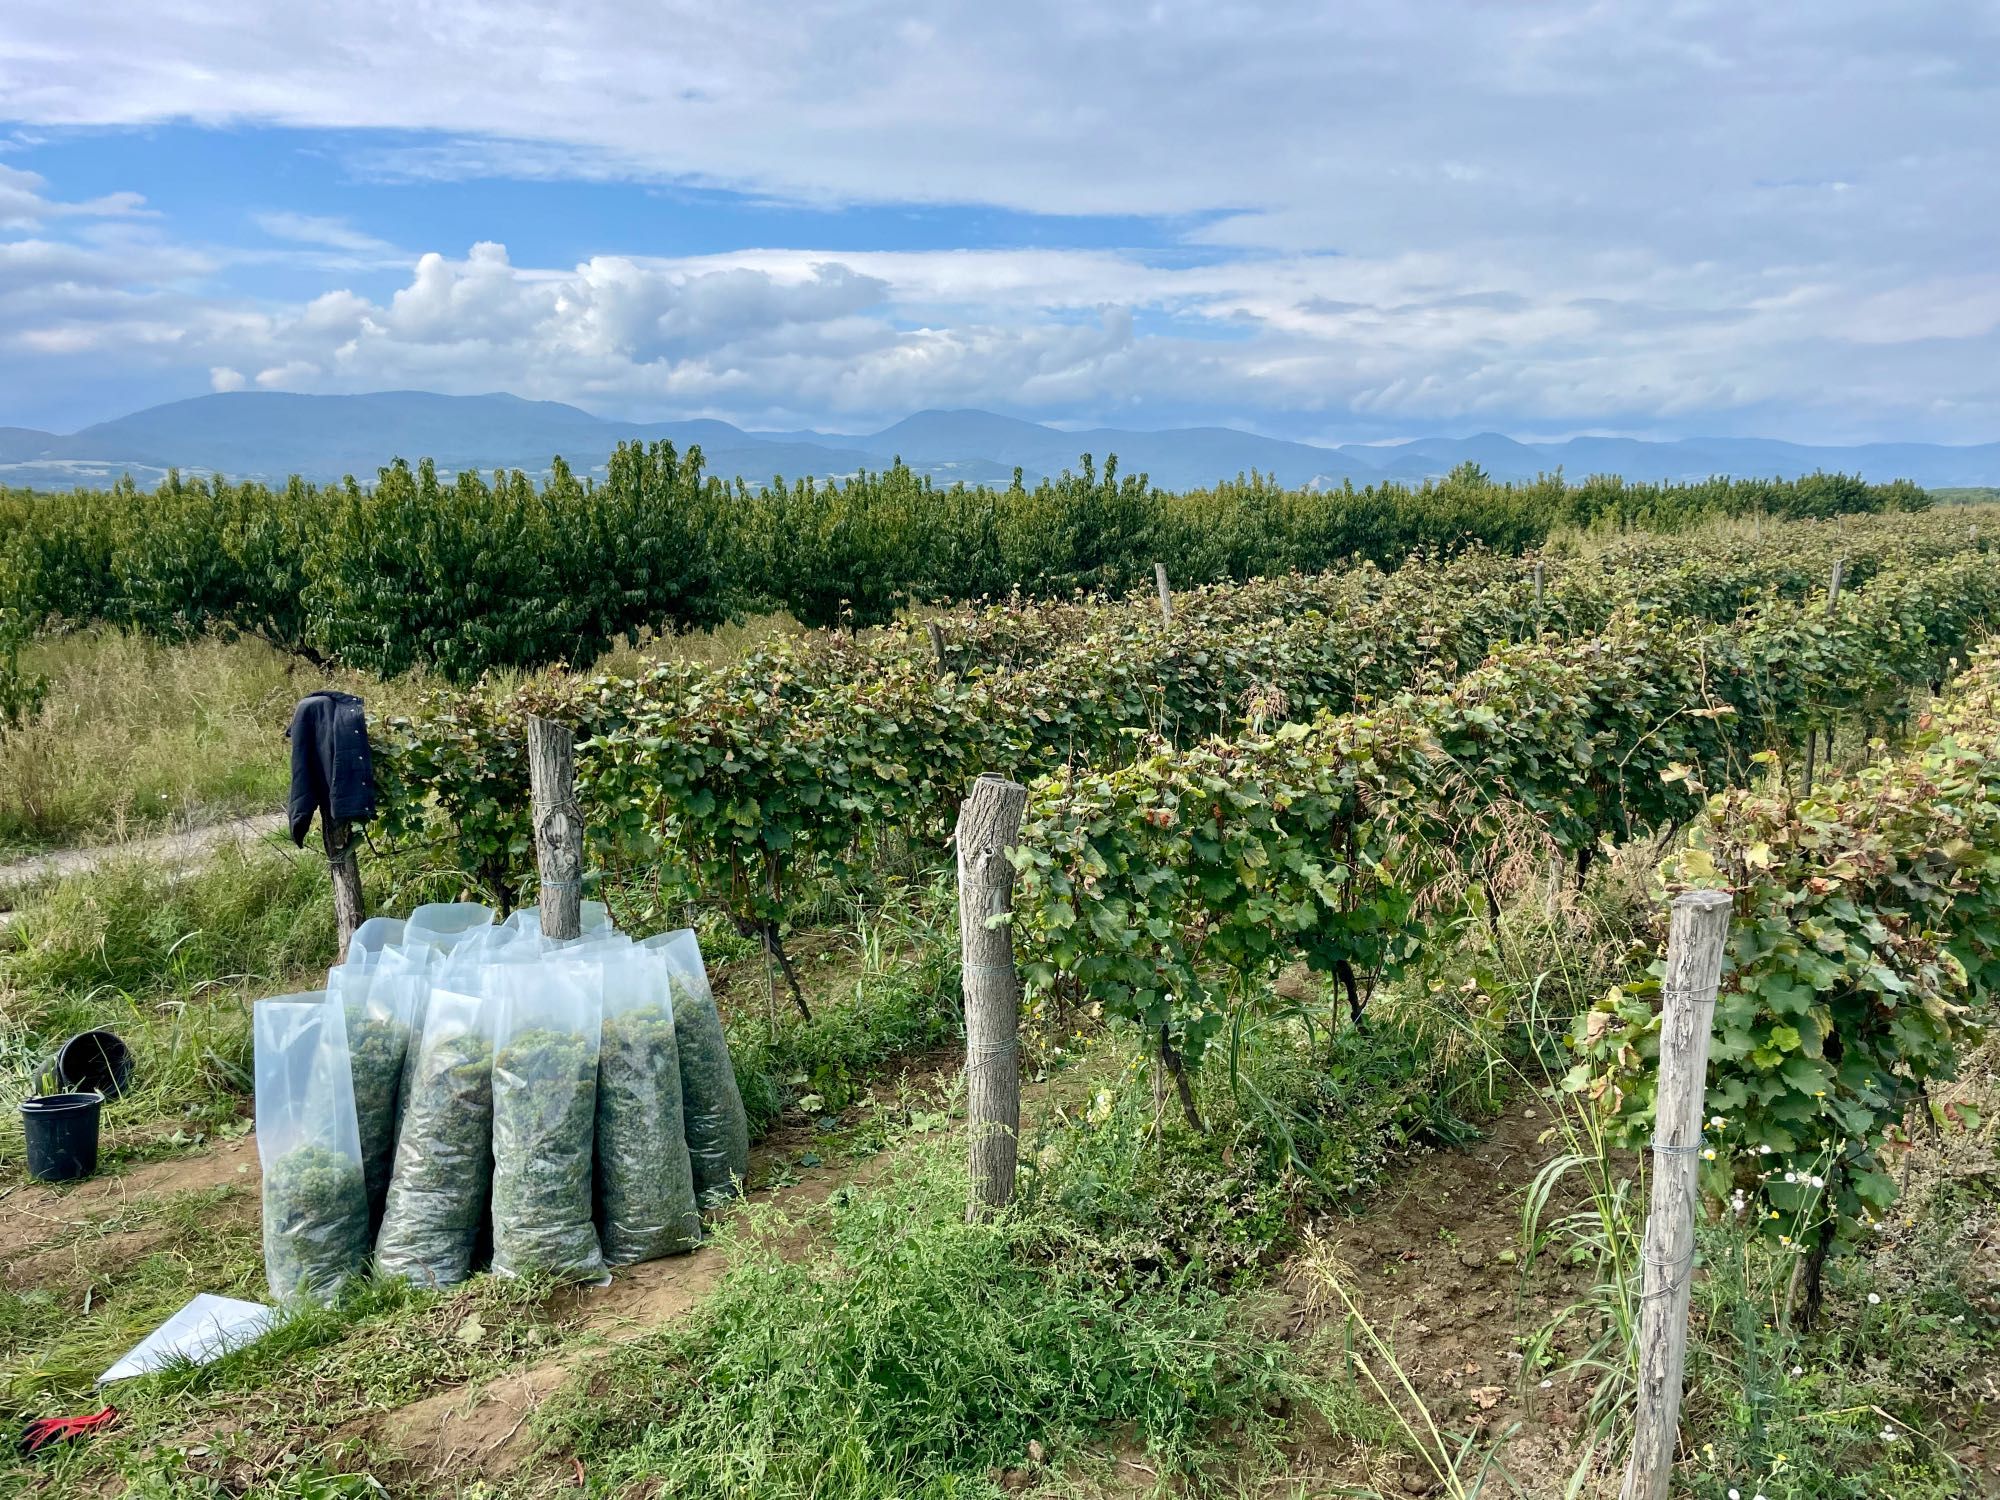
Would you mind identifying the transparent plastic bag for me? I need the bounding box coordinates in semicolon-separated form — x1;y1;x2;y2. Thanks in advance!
345;916;406;965
595;947;699;1264
490;958;607;1281
504;899;613;944
328;961;420;1221
403;902;494;953
643;929;749;1205
254;993;371;1303
375;980;495;1287
386;943;440;1127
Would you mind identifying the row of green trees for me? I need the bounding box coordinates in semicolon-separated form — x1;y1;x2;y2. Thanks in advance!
0;445;1928;681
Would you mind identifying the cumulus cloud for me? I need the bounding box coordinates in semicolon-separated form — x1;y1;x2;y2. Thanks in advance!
6;227;2000;441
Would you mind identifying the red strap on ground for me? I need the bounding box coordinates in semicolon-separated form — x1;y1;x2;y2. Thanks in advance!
19;1405;118;1454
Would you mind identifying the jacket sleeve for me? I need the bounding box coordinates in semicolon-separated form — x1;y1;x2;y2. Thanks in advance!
286;697;320;847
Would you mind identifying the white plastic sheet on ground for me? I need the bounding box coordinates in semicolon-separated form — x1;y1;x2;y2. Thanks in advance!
98;1294;277;1383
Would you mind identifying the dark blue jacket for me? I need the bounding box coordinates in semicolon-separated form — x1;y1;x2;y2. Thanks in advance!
286;691;377;846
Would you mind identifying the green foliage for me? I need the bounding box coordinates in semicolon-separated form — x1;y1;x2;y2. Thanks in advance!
675;978;752;1205
302;446;730;680
0;457;1930;679
384;509;1990;971
1576;649;2000;1251
375;1022;494;1288
261;1142;371;1303
1015;551;2000;1078
0;606;47;727
342;1003;411;1218
490;1023;605;1281
596;1004;700;1263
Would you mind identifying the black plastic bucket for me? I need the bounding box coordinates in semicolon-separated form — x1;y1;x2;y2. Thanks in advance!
55;1030;132;1101
20;1092;103;1183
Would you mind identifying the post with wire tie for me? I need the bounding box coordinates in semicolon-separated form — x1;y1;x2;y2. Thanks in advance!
527;714;584;942
1621;888;1733;1500
956;773;1028;1222
1155;561;1173;627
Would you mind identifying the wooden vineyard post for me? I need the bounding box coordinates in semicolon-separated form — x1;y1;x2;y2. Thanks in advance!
1827;555;1845;613
1155;562;1173;626
1620;889;1733;1500
927;621;949;674
1532;559;1545;615
323;818;365;963
957;773;1028;1221
527;715;583;942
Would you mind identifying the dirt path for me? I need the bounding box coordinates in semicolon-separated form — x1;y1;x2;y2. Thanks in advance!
1283;1104;1612;1497
0;812;287;904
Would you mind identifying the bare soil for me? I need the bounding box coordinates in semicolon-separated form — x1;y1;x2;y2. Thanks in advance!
1278;1105;1617;1498
0;1134;261;1265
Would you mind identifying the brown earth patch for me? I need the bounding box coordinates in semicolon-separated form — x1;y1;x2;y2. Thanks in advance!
1279;1104;1615;1498
0;1135;260;1261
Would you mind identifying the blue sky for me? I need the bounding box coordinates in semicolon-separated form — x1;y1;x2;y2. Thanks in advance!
2;2;1997;443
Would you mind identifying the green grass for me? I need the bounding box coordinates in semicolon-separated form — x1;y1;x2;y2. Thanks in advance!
3;748;1989;1500
0;845;344;1176
726;882;967;1139
544;1137;1296;1499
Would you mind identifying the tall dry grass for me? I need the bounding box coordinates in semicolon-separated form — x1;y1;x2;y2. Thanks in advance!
0;630;395;855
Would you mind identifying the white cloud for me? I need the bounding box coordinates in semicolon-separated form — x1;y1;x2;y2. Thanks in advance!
7;230;2000;442
0;2;1993;262
0;3;1997;436
0;162;152;229
252;211;392;253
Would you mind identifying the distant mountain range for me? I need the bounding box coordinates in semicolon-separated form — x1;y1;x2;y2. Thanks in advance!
4;391;2000;492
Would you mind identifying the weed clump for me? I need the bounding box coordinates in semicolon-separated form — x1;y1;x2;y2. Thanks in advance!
262;1142;370;1302
596;1002;700;1263
492;1024;605;1280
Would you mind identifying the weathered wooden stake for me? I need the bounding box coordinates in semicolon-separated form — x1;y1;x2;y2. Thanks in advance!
527;714;583;942
927;621;949;673
1621;889;1733;1500
1154;562;1173;627
323;817;365;963
1532;559;1545;614
1827;556;1845;614
957;773;1028;1221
